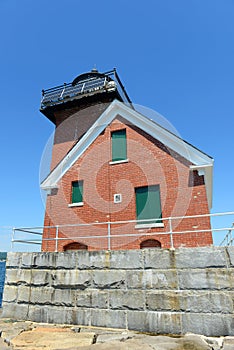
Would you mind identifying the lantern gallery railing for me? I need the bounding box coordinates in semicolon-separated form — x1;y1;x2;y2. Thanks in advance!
10;211;234;251
40;69;132;109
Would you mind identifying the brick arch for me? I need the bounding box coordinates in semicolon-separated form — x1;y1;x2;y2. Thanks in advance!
140;239;161;249
63;242;88;251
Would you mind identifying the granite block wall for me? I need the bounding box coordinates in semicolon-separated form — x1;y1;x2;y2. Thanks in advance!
2;247;234;336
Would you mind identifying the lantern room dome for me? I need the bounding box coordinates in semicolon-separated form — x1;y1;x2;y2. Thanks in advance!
72;68;108;86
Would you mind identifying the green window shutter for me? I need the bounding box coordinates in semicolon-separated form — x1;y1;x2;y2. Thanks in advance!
72;181;83;203
111;129;127;161
135;185;162;224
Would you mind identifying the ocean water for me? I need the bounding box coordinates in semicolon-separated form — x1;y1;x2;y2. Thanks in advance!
0;257;6;307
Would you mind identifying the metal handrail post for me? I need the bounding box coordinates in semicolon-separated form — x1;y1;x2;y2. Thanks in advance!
107;222;111;250
55;226;59;252
169;217;174;249
11;228;15;252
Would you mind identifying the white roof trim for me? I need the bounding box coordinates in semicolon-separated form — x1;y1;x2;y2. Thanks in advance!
41;100;213;207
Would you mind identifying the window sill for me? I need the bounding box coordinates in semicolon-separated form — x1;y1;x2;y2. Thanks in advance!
68;202;84;207
135;223;164;229
109;159;129;165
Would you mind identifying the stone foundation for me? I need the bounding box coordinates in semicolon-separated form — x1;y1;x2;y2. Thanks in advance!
2;247;234;336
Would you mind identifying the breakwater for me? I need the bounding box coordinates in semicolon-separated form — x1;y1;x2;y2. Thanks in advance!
2;247;234;336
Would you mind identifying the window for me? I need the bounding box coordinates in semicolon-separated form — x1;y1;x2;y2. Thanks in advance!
63;242;87;251
71;180;83;204
135;185;163;227
111;129;127;162
140;239;161;249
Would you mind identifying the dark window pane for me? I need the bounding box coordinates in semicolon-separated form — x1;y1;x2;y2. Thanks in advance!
72;181;83;203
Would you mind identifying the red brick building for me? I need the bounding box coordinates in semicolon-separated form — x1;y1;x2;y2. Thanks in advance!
40;69;214;251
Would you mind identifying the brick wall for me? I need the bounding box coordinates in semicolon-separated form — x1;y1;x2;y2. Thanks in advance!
42;111;212;252
50;102;111;170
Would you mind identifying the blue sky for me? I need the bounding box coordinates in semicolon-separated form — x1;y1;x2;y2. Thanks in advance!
0;0;233;251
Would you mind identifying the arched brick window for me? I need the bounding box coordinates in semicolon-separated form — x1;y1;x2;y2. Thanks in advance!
63;242;88;251
140;239;161;249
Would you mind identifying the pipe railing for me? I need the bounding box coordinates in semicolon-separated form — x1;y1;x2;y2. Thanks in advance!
219;222;234;247
11;211;234;251
40;69;132;109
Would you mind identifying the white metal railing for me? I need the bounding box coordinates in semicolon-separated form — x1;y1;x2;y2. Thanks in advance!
219;222;234;247
10;211;234;251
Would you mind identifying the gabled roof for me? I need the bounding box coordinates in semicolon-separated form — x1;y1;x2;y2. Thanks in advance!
41;100;214;208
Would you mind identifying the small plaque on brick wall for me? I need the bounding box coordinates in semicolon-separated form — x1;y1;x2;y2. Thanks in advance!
114;194;122;203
